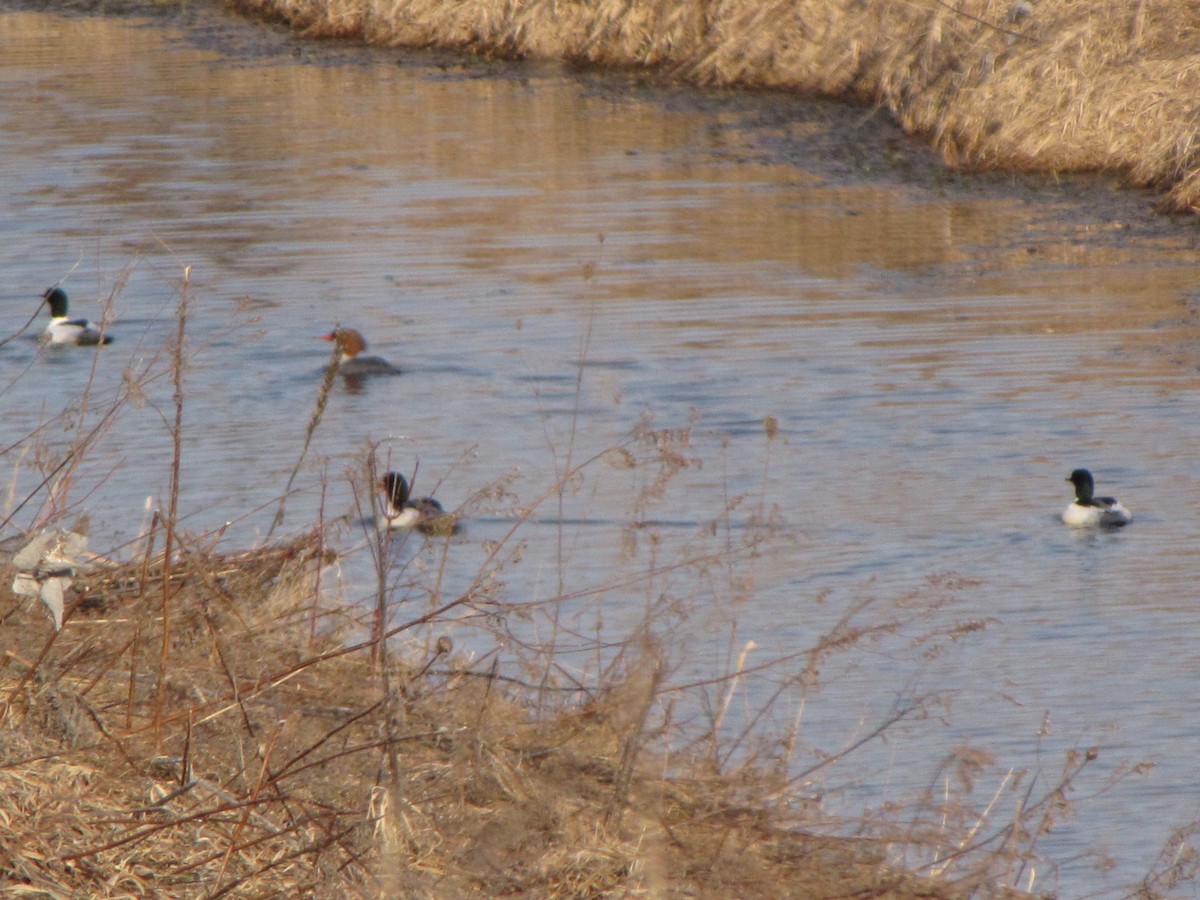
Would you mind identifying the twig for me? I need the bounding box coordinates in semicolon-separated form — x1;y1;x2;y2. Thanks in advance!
155;265;190;743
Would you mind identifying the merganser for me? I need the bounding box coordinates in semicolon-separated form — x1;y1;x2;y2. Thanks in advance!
1062;468;1132;527
319;328;400;376
379;471;458;535
41;288;112;346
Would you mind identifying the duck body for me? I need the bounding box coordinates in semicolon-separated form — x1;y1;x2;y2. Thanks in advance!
319;328;399;376
1062;468;1132;527
379;472;458;535
42;288;112;346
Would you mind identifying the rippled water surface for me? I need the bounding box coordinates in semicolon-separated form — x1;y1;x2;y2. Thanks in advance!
4;6;1200;893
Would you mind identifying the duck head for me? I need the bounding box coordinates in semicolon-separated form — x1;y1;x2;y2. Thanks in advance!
380;471;410;510
43;287;70;318
1066;468;1095;503
319;327;367;362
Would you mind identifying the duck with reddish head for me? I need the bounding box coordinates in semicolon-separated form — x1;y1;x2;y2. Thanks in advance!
319;327;400;377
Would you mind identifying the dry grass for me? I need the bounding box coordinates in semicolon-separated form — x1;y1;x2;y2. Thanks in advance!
227;0;1200;212
0;529;975;899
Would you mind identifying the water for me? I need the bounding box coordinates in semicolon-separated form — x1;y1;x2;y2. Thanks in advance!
4;5;1200;894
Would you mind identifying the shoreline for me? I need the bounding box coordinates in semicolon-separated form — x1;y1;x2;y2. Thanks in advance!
225;0;1200;213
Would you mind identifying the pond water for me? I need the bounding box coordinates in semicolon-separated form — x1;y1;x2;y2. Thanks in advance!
4;4;1200;894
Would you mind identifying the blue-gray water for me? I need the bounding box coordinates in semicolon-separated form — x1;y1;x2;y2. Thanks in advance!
4;6;1200;894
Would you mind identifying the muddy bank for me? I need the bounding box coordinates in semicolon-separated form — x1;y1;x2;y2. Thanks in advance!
220;0;1200;214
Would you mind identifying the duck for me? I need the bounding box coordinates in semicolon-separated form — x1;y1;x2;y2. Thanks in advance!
378;471;458;535
318;327;399;376
1062;468;1132;527
41;288;112;346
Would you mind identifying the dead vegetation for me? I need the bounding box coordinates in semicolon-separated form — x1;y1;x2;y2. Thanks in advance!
0;524;973;899
226;0;1200;212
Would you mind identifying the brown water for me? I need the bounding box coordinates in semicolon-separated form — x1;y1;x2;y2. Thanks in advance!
4;6;1200;893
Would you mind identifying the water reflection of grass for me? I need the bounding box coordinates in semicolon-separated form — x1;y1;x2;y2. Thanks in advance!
228;0;1200;215
238;0;1200;213
2;278;1194;897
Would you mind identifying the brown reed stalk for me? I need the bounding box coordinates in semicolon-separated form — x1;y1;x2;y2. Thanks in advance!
307;462;329;649
40;270;128;524
370;456;390;669
155;265;190;743
532;268;600;708
0;296;53;352
359;454;409;880
125;617;141;733
2;290;130;533
269;328;341;538
604;646;663;829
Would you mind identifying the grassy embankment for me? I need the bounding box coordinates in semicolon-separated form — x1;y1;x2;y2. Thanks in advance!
228;0;1200;213
0;271;1103;897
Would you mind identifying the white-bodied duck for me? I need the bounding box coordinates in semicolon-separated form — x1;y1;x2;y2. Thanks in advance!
1062;468;1132;527
378;472;458;535
42;288;112;346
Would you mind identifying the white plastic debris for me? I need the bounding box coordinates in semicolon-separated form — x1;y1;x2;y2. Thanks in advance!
11;529;88;630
